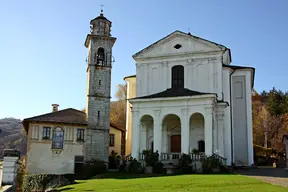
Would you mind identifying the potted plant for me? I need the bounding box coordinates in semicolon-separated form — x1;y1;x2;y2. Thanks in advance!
192;148;199;154
142;150;159;174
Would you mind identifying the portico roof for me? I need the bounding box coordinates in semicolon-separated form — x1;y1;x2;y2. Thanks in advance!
130;88;216;100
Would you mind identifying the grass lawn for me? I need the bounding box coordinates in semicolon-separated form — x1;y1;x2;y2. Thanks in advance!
58;173;287;192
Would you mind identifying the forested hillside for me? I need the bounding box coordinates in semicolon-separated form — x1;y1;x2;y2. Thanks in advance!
0;118;27;159
252;87;288;152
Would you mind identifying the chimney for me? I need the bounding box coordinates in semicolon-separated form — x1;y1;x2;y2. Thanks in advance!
52;104;59;112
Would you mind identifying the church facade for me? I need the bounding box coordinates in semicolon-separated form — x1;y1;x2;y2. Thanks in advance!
125;31;255;166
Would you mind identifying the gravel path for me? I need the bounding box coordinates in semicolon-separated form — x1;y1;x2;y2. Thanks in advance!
236;167;288;187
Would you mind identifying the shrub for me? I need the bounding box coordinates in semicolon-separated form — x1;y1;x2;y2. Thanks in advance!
179;153;192;174
142;149;159;167
79;160;107;179
22;174;72;192
16;156;26;192
192;148;199;154
127;158;143;174
153;161;164;174
201;155;222;173
109;150;121;169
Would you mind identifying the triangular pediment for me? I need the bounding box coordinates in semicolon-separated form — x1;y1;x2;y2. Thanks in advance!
133;30;228;60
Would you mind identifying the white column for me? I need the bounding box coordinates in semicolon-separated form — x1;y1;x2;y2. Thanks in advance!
216;113;225;157
205;107;213;156
162;123;167;153
181;108;189;154
153;109;162;153
140;122;147;152
131;109;140;159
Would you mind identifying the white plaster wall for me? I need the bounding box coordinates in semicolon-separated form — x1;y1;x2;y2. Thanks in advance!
109;127;122;155
135;58;223;99
222;68;232;165
231;69;254;165
26;123;85;175
27;142;83;175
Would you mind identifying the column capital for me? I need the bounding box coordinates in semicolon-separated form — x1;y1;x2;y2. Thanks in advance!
205;106;213;114
216;113;225;120
186;59;192;65
162;61;168;67
181;108;189;115
154;109;161;116
132;109;139;117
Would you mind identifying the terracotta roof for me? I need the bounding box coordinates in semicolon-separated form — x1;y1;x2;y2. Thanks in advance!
123;75;136;81
110;122;126;132
22;108;124;133
130;88;216;100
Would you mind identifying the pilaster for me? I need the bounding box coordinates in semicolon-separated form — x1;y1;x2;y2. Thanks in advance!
153;109;161;153
216;112;225;157
131;109;140;159
204;107;213;156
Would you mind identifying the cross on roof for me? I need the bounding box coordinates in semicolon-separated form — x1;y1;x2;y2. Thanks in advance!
101;4;104;13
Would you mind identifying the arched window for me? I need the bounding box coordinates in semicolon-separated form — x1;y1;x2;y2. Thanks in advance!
52;127;64;149
198;140;205;153
171;65;184;89
96;47;105;66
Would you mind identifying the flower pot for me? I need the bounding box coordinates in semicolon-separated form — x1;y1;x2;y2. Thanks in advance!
145;166;153;174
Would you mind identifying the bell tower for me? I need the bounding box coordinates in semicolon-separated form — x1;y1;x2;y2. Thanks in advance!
84;8;116;162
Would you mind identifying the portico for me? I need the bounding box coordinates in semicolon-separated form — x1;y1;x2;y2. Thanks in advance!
129;93;226;162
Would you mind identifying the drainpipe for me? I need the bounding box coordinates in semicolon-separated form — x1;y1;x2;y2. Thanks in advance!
229;69;236;166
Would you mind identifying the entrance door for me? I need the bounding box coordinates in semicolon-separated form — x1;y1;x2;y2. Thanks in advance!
171;135;181;152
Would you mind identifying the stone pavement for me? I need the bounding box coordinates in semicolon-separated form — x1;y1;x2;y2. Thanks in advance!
0;164;2;187
236;167;288;187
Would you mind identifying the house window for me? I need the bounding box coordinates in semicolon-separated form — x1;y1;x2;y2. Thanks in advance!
52;127;64;149
96;47;105;66
171;65;184;89
109;134;115;147
77;129;85;141
198;140;205;153
42;127;51;140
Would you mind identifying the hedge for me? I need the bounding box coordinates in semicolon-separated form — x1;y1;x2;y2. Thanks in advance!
22;174;74;192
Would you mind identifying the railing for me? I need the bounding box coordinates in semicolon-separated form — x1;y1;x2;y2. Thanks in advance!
212;153;227;165
139;152;206;161
189;152;206;161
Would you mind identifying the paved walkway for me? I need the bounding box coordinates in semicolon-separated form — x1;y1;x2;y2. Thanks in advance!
236;167;288;187
0;165;2;187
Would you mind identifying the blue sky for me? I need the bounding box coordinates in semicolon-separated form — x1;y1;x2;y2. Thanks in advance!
0;0;287;119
